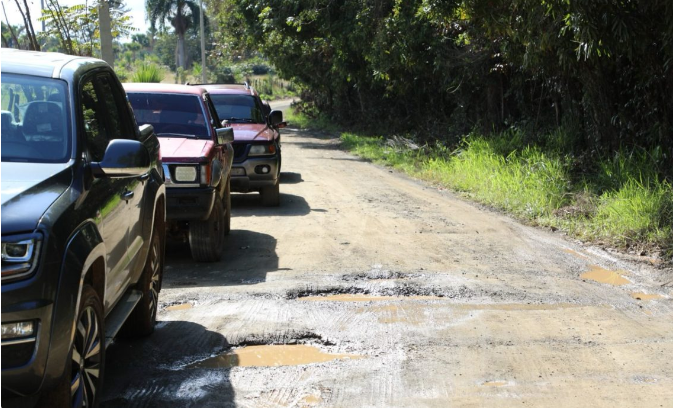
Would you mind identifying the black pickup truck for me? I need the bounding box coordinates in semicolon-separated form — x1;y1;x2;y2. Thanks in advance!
1;49;166;408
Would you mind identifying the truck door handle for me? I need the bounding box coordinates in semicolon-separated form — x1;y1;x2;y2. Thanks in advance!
138;173;150;182
121;191;134;201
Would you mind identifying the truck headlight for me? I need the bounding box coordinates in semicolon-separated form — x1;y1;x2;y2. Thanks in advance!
1;235;41;280
248;143;276;156
173;166;198;182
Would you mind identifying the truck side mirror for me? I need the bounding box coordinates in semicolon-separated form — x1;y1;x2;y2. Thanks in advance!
91;139;150;178
216;127;234;144
267;110;283;127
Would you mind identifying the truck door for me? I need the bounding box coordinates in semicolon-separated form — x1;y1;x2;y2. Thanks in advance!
79;74;135;312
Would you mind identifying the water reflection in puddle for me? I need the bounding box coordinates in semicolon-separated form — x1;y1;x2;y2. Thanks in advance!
581;265;630;286
190;345;362;368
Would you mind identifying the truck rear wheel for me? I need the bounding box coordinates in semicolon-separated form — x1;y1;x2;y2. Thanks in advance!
189;196;225;262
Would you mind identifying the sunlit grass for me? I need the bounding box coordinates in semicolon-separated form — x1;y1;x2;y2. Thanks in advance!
339;128;672;254
130;63;165;83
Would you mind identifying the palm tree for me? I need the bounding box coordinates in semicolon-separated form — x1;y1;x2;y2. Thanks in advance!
146;0;202;70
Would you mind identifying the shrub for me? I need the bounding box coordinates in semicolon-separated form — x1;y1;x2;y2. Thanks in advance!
130;63;164;83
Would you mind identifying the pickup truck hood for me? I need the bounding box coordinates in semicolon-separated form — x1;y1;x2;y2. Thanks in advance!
158;137;214;162
229;123;275;142
1;162;72;233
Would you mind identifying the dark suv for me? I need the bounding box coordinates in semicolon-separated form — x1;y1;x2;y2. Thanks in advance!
1;50;166;407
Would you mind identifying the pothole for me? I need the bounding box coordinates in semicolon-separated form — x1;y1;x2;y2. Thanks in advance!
188;345;362;368
236;331;336;347
342;270;423;282
581;265;631;286
288;283;474;300
165;303;193;311
630;292;664;301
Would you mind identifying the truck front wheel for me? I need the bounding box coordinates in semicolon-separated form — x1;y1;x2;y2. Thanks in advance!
43;285;105;408
189;196;225;262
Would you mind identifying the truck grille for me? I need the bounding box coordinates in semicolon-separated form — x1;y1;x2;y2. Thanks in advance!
1;341;35;369
233;143;248;161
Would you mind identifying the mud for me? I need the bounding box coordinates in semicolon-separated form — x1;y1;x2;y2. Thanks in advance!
101;121;673;408
581;265;631;286
191;345;362;368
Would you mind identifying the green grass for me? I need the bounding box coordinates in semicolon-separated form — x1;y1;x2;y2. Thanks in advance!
130;63;165;83
296;112;672;255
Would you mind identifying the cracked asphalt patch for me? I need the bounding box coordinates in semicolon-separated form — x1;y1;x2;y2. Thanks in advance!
101;127;673;408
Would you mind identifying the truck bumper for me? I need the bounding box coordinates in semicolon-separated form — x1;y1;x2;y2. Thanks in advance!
231;156;279;192
166;186;216;221
1;298;54;399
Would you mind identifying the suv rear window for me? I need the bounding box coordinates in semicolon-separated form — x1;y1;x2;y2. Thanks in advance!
210;94;265;124
1;74;71;163
127;93;210;139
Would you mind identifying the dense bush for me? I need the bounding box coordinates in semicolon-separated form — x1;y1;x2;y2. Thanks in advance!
212;0;672;169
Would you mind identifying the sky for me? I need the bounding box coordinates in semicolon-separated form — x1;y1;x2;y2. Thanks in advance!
1;0;150;41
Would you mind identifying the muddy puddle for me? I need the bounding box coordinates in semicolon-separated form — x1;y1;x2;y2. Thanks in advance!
165;303;193;311
299;294;443;301
630;292;663;301
581;265;630;286
189;345;362;368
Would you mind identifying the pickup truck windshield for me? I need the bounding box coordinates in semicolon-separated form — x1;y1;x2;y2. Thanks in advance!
1;74;71;163
210;94;265;124
127;93;210;139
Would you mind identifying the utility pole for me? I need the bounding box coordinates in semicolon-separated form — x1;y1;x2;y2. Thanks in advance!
99;0;114;67
199;0;206;83
41;0;45;31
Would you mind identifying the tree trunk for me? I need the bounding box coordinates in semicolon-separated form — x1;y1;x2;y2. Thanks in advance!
177;32;186;70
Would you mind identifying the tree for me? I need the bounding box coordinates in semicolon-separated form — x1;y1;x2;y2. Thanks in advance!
146;0;204;70
39;0;134;57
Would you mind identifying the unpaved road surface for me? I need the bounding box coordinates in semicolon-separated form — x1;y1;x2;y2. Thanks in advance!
102;121;673;407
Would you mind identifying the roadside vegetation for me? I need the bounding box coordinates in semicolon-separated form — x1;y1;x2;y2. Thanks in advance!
288;110;672;258
225;0;672;260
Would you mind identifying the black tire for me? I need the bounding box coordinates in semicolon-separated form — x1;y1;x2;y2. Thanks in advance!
260;181;280;207
121;229;163;337
43;285;105;408
189;195;225;262
223;178;231;236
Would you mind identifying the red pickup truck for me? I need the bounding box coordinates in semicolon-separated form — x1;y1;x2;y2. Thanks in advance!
199;84;285;206
124;83;234;262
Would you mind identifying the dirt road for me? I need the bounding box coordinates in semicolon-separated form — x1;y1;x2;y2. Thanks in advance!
101;122;673;407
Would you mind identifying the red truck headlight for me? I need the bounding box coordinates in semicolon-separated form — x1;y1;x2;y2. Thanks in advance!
248;143;276;156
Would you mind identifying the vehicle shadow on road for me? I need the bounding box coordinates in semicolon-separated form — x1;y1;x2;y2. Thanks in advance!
163;229;277;287
232;192;310;217
101;321;237;408
279;171;303;184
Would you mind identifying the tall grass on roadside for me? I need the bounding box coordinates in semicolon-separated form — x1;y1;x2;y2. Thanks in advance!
424;137;569;218
130;63;164;83
339;129;671;253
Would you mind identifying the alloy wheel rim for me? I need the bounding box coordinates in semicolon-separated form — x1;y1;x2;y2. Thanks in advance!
71;306;101;407
149;237;161;319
